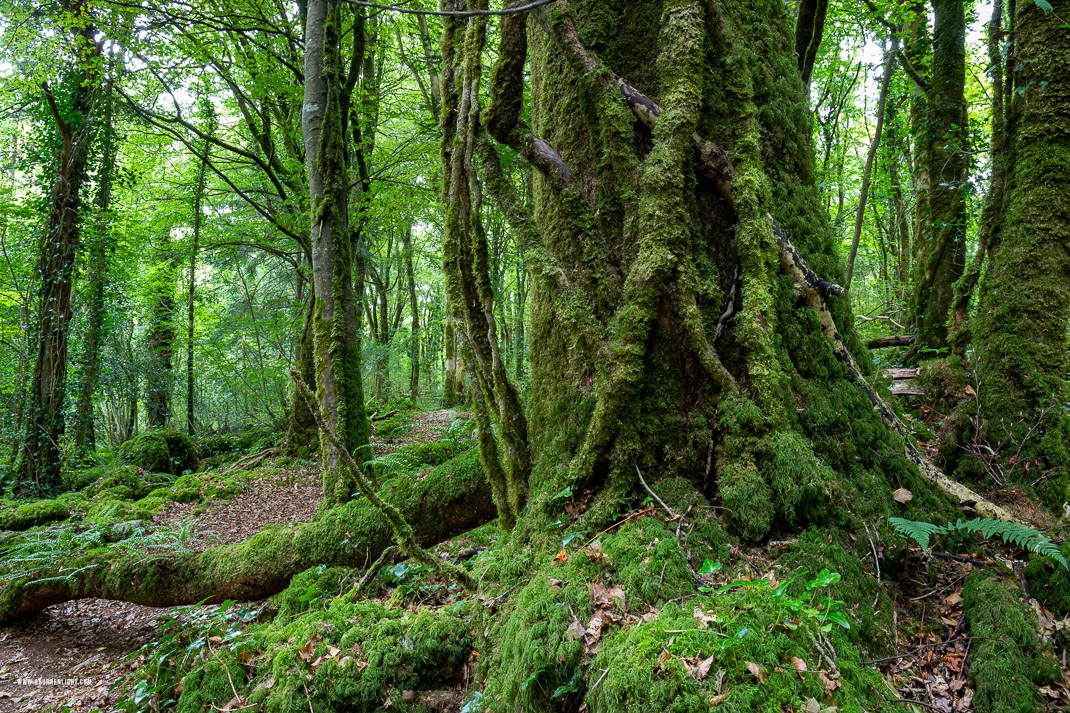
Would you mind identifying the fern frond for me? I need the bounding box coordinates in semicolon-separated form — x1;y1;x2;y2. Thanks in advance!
888;517;947;550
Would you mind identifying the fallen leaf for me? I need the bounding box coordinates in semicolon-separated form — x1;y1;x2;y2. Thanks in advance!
892;488;913;503
552;549;569;563
566;620;585;641
694;606;717;627
584;541;606;562
709;693;728;706
819;670;841;692
944;591;962;606
790;657;808;676
943;654;964;673
746;661;766;684
689;655;715;681
803;698;821;713
548;578;564;587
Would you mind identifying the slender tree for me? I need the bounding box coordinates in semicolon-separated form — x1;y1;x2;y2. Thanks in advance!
302;0;371;506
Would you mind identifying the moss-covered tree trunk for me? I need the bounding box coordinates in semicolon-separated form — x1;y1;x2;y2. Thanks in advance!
907;0;969;358
967;0;1070;505
17;7;102;495
302;0;371;506
145;236;178;429
72;78;115;458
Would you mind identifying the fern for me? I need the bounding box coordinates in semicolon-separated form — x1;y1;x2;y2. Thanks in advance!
889;516;1067;569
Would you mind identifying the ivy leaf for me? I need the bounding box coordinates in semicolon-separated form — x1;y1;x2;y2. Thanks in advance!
1035;0;1054;12
698;559;722;575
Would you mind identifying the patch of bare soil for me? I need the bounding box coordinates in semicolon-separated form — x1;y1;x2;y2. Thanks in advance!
370;408;467;456
152;463;323;550
0;599;162;711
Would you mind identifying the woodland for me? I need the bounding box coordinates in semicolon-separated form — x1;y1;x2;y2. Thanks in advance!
0;0;1068;711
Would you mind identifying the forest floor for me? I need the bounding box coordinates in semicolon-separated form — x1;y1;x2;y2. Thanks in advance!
0;409;461;712
2;407;1069;712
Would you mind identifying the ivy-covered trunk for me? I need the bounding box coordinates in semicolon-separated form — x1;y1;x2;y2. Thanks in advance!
967;0;1070;506
302;0;371;506
908;0;969;357
145;236;178;429
72;79;115;458
17;8;101;494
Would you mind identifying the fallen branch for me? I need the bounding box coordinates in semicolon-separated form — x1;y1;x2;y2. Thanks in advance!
0;449;492;623
370;409;399;423
867;335;915;349
220;447;276;475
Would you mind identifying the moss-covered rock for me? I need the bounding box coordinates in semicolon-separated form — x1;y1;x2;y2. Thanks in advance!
117;430;199;475
0;499;70;531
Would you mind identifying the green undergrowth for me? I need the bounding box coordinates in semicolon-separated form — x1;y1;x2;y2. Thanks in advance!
963;569;1059;713
116;586;474;713
1025;543;1070;617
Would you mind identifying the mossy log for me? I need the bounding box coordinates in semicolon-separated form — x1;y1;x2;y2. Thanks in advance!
0;450;492;623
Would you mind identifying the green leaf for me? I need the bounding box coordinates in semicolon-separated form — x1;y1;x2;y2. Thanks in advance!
549;486;573;501
1035;0;1054;12
699;559;723;575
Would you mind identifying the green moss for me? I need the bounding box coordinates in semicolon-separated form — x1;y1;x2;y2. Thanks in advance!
274;565;360;619
0;499;70;531
589;592;897;713
1024;545;1070;617
117;430;199;475
963;570;1056;713
175;654;248;713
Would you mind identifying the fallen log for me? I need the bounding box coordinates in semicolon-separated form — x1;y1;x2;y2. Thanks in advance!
867;335;915;349
0;449;493;624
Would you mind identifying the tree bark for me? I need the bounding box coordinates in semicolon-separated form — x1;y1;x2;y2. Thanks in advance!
145;236;178;429
303;0;371;506
908;0;969;358
17;6;102;494
72;75;115;459
968;0;1070;507
793;0;829;89
403;225;421;399
185;140;208;436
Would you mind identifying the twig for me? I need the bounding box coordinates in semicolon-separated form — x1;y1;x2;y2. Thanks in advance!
932;551;992;567
675;502;694;545
863;521;881;585
885;698;940;711
635;465;676;520
859;636;1000;665
346;546;395;601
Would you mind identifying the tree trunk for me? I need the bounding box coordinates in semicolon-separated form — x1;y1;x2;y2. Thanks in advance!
793;0;828;89
303;0;371;506
403;225;420;399
17;9;102;494
72;75;115;459
145;236;178;429
0;450;490;623
185;140;208;436
286;265;320;450
908;0;969;358
845;34;897;287
967;0;1070;506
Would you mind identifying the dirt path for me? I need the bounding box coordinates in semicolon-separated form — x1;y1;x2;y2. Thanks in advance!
0;410;463;711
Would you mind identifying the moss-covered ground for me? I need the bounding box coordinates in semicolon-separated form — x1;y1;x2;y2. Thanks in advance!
1;410;1066;713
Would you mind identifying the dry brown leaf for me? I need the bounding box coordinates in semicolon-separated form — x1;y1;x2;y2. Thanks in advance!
790;657;808;676
584;541;607;562
892;488;914;503
709;693;728;706
548;578;564;587
566;620;585;641
746;661;766;683
552;549;569;563
689;655;715;681
943;654;964;673
819;670;842;692
943;591;962;606
693;606;717;627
